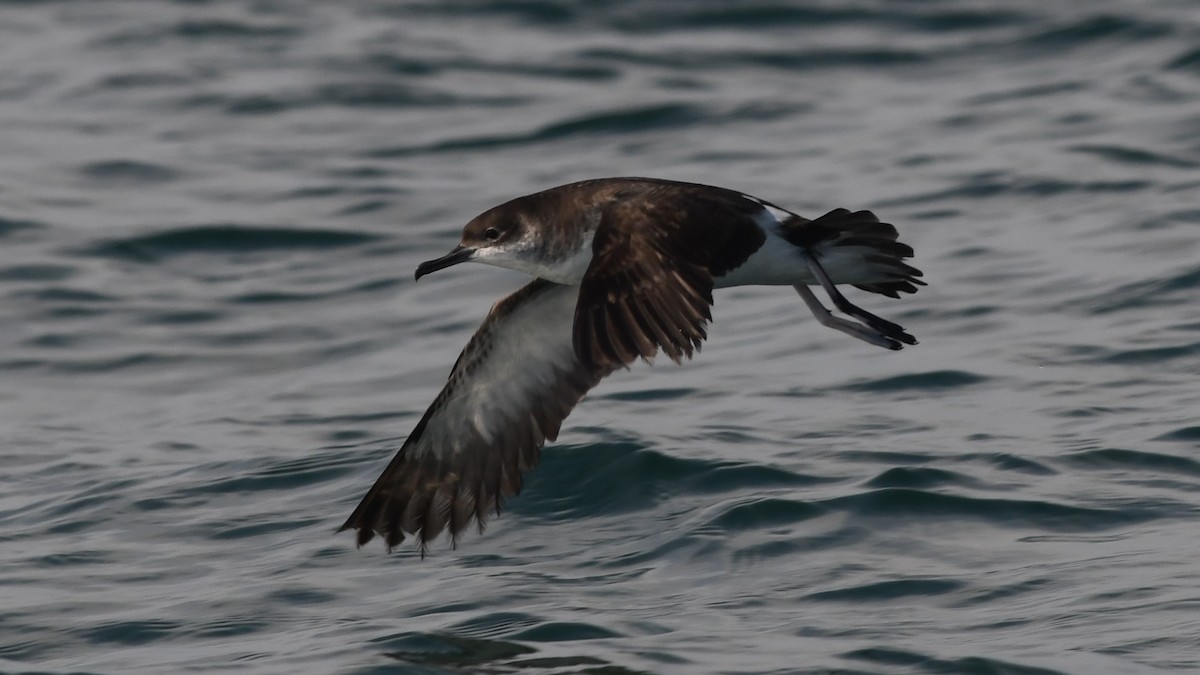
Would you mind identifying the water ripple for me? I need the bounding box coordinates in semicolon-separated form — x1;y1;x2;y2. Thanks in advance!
1018;14;1173;49
864;466;979;490
84;225;381;262
843;369;989;393
376;632;537;671
806;577;965;603
844;647;1069;675
825;488;1160;531
521;444;827;523
0;216;47;237
1085;263;1200;314
1068;144;1199;169
81;619;180;647
369;102;708;157
612;5;1029;33
79;160;182;184
1061;447;1200;477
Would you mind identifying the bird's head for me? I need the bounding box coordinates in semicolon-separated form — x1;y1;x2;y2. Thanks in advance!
414;207;530;281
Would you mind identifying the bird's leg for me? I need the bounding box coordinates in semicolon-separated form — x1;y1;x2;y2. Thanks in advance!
794;284;903;350
799;251;917;346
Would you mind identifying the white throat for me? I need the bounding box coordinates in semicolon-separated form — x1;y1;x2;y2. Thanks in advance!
473;230;595;285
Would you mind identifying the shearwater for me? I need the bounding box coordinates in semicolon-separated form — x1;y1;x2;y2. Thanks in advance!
340;177;924;554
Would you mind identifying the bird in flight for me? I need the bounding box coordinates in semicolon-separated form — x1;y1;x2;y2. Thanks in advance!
340;177;923;554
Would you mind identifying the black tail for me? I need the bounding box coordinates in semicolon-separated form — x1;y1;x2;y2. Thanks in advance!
782;208;925;298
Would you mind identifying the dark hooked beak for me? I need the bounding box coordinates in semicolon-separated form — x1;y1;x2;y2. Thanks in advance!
415;245;474;281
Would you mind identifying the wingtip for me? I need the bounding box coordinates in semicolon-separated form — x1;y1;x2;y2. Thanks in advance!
335;522;373;551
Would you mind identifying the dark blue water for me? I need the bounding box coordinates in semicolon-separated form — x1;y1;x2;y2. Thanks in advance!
3;1;1199;673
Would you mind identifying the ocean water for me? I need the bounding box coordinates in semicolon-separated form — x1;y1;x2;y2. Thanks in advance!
2;1;1200;673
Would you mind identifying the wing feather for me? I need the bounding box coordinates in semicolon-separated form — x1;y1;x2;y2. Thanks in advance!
339;279;612;554
573;185;765;371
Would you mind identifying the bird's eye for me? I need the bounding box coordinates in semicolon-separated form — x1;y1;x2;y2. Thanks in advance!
484;227;501;241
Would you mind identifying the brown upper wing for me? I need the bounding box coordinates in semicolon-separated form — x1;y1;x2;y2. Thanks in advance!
573;183;767;372
340;279;614;554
